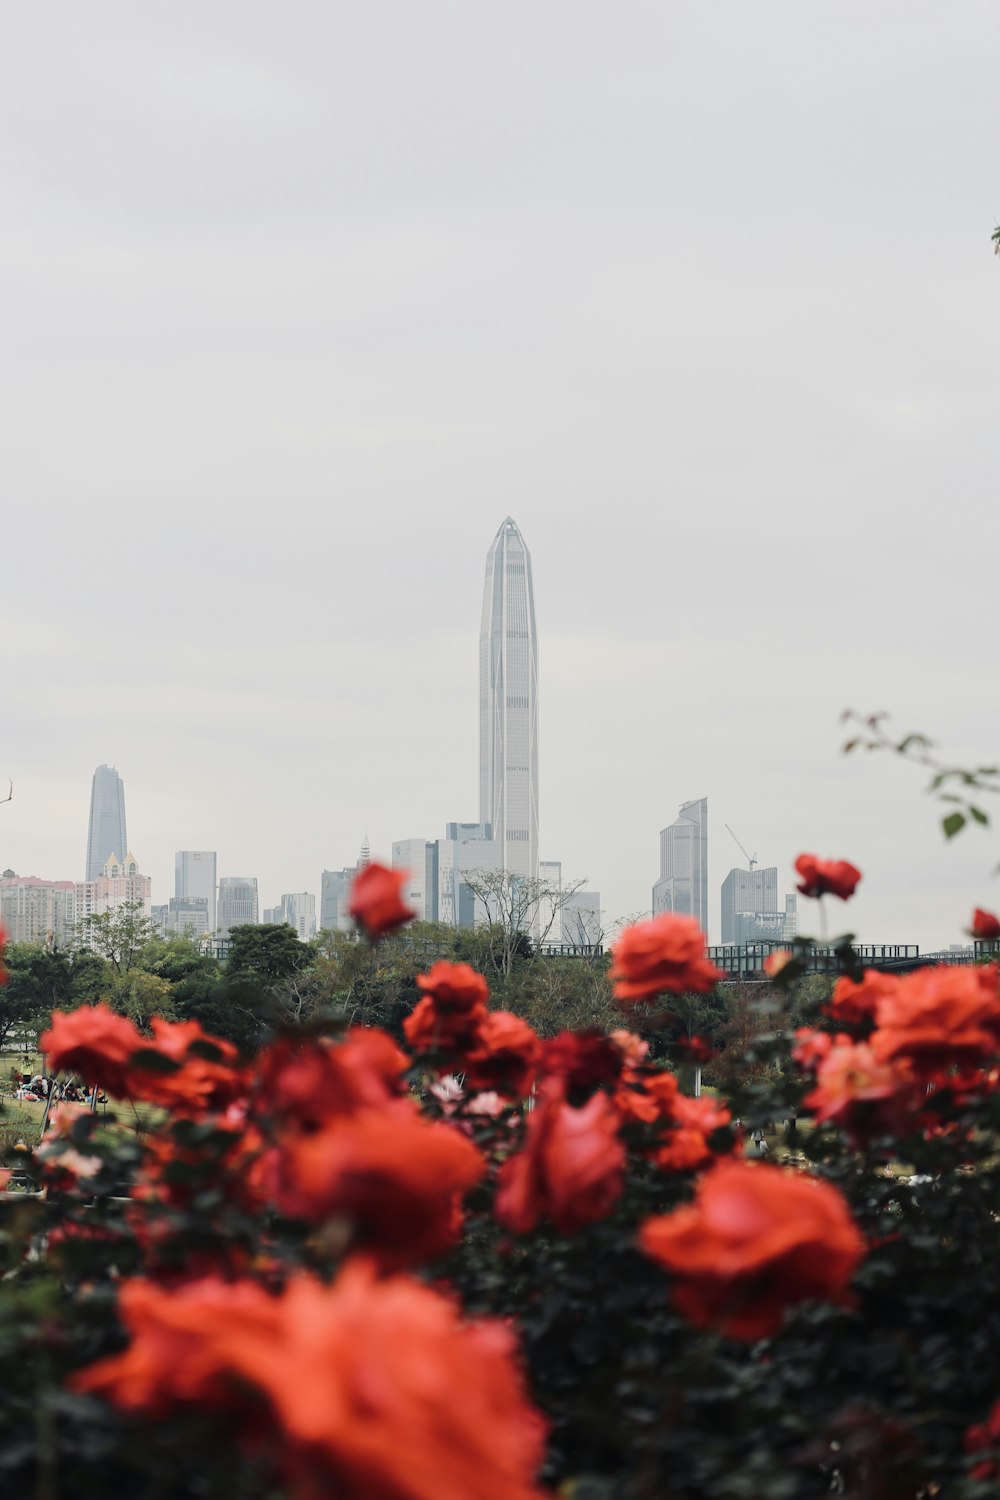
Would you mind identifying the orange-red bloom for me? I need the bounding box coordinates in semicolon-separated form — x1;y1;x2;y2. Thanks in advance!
496;1080;625;1234
804;1037;916;1144
271;1110;485;1268
73;1262;547;1500
827;970;899;1028
129;1018;244;1113
40;1004;144;1098
348;862;415;938
970;908;1000;941
462;1011;540;1100
254;1028;412;1132
639;1160;865;1340
404;961;490;1054
610;914;723;1004
871;964;1000;1076
794;854;862;901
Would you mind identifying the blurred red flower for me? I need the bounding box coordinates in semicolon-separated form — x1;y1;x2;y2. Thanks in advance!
970;908;1000;940
255;1028;411;1132
348;862;414;938
496;1080;624;1234
804;1037;917;1144
128;1018;244;1113
73;1262;548;1500
639;1160;865;1339
271;1109;484;1269
462;1011;540;1100
610;914;723;1004
872;964;1000;1076
40;1004;144;1098
827;970;898;1028
404;962;490;1054
794;855;862;901
540;1028;624;1098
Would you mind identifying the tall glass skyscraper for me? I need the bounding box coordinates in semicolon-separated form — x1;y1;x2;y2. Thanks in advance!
175;851;218;933
652;797;709;934
479;518;539;881
85;765;128;880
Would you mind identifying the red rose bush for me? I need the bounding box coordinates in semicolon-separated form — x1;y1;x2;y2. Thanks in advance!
5;851;1000;1498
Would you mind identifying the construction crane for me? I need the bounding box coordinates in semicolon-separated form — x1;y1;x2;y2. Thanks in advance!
725;824;757;872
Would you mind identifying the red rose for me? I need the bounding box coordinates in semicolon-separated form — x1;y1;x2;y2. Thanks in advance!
827;970;898;1028
496;1080;625;1234
540;1028;624;1098
803;1037;917;1144
610;914;724;1004
73;1263;548;1500
404;961;490;1054
462;1011;540;1100
128;1018;243;1113
40;1004;144;1098
970;908;1000;941
794;854;862;901
416;959;489;1011
348;862;414;938
255;1028;412;1132
639;1160;865;1340
271;1109;484;1268
614;1066;679;1126
871;963;1000;1076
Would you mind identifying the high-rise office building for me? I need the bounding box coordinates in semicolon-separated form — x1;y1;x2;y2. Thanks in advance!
392;839;439;923
175;851;217;933
720;866;779;944
162;896;211;940
479;518;539;881
319;839;369;932
320;867;355;932
85;765;128;881
439;821;500;929
561;890;602;948
264;893;317;940
217;877;259;939
652;798;709;934
720;865;798;945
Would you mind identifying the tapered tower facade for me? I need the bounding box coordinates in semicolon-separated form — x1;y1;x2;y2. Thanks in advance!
85;765;128;881
479;518;539;880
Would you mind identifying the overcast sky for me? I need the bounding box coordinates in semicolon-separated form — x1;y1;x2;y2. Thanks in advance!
2;2;999;948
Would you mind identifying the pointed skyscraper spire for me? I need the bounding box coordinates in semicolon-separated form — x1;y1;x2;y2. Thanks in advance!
479;519;539;880
358;832;371;869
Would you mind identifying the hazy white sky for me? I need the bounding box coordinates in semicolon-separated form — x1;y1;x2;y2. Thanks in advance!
2;2;999;947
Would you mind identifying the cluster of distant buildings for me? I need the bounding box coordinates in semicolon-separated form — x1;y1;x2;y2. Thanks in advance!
652;797;798;946
2;522;814;958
